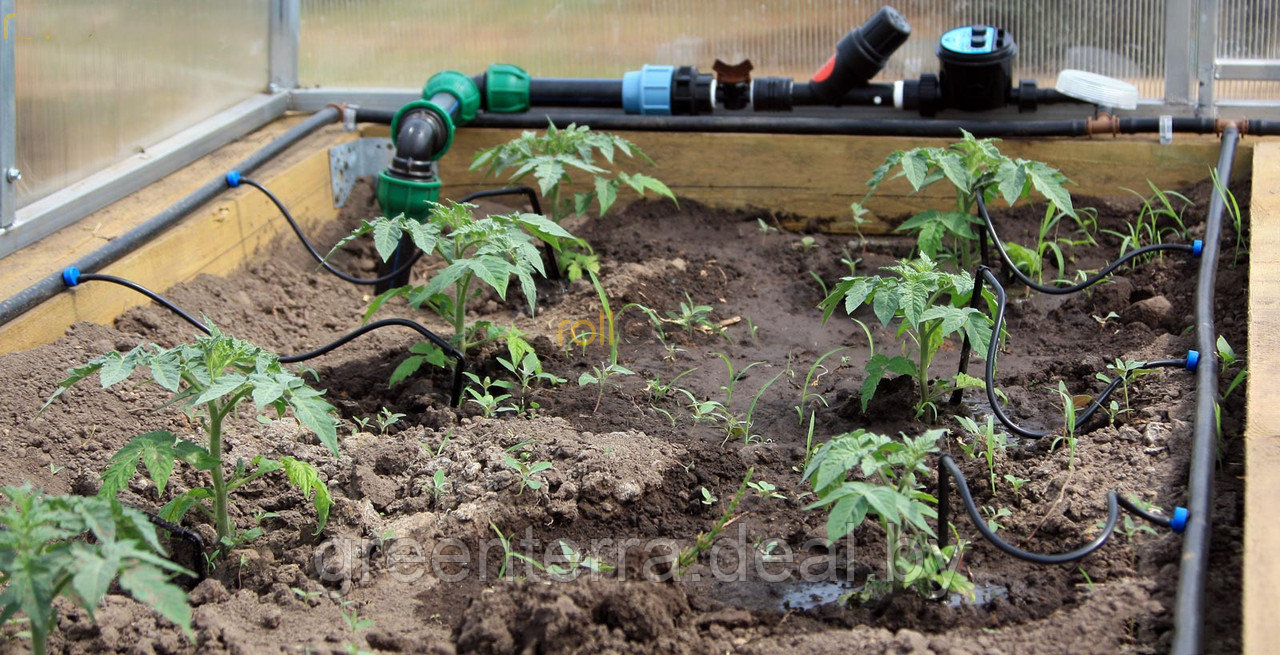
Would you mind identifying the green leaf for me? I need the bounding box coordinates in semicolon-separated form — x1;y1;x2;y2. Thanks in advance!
117;564;193;639
70;546;119;616
248;373;287;407
191;374;247;405
288;389;339;457
279;457;332;534
389;356;424;386
98;351;138;388
872;285;901;326
595;176;618;215
372;219;404;262
1028;161;1075;218
826;495;868;542
995;160;1028;206
901;150;930;190
100;431;181;498
159;488;213;524
148;350;183;393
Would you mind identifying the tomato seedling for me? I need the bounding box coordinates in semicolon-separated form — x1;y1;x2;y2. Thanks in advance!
44;326;340;546
803;429;973;600
821;255;995;421
0;485;193;655
472;122;675;280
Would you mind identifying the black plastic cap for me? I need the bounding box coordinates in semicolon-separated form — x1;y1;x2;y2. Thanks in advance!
859;6;911;64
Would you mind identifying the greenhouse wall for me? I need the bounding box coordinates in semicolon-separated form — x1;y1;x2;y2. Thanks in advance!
298;0;1171;98
11;0;269;207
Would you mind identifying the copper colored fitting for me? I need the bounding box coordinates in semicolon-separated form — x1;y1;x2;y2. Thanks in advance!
713;59;754;84
1085;113;1118;138
1215;118;1244;136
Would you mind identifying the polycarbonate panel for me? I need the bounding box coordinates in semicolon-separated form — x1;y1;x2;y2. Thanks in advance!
13;0;269;207
1217;0;1280;101
299;0;1166;99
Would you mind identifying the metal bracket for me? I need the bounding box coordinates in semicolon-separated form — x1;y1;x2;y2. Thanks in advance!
328;138;396;208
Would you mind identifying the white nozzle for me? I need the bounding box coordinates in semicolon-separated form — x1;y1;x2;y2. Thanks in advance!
1055;69;1139;110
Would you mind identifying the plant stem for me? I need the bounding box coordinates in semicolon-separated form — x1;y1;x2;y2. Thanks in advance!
207;401;233;542
454;273;473;354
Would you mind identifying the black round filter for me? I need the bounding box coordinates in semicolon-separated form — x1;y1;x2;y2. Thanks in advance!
937;25;1017;112
808;6;911;103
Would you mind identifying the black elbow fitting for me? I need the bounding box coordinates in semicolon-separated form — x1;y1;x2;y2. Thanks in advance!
390;109;449;180
808;6;911;103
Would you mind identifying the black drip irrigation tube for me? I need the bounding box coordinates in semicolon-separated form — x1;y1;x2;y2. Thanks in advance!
959;265;1195;439
936;128;1238;654
0;105;393;328
1174;124;1239;655
60;271;466;407
231;173;547;288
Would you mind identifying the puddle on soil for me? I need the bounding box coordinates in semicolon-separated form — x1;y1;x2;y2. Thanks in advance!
946;583;1009;607
709;579;1010;612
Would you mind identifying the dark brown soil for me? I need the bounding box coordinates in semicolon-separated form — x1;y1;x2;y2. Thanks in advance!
0;173;1248;654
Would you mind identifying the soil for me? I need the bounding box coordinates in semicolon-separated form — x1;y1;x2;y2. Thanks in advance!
0;173;1248;655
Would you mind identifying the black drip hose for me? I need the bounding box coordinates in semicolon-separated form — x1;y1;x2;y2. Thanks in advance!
974;193;1195;295
1174;124;1239;655
278;317;465;407
959;265;1188;439
79;274;208;333
239;177;421;286
937;454;1155;565
134;505;208;579
65;274;465;406
458;185;544;215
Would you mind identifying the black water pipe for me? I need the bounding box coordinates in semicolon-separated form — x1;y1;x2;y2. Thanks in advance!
528;78;624;108
959;265;1191;439
464;111;1280;137
974;192;1198;295
1173;123;1239;655
239;177;420;286
0;106;380;329
936;454;1181;565
61;272;466;407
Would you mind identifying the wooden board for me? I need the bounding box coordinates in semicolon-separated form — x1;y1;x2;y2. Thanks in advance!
0;119;360;354
429;128;1251;233
1244;140;1280;655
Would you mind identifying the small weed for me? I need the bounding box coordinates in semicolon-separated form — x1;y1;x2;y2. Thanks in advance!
578;362;636;412
503;453;553;495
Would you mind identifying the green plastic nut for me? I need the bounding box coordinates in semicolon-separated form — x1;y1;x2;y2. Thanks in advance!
389;100;455;160
423;70;480;123
376;171;441;223
485;63;531;113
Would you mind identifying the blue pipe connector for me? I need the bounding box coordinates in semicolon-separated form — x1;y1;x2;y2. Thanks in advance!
1191;239;1203;257
225;170;242;188
61;267;80;287
1185;350;1200;371
622;65;674;115
1170;506;1189;533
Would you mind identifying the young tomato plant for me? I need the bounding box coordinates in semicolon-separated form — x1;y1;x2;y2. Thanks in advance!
44;326;340;546
820;255;994;421
0;486;193;655
333;200;582;358
857;130;1080;271
802;429;972;599
471;122;675;280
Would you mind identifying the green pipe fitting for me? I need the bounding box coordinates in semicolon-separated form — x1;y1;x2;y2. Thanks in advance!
376;171;441;223
423;70;481;123
389;99;456;160
485;63;531;113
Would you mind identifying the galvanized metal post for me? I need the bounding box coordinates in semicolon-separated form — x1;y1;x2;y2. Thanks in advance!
1195;0;1220;117
268;0;300;93
1;0;18;229
1164;0;1195;108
